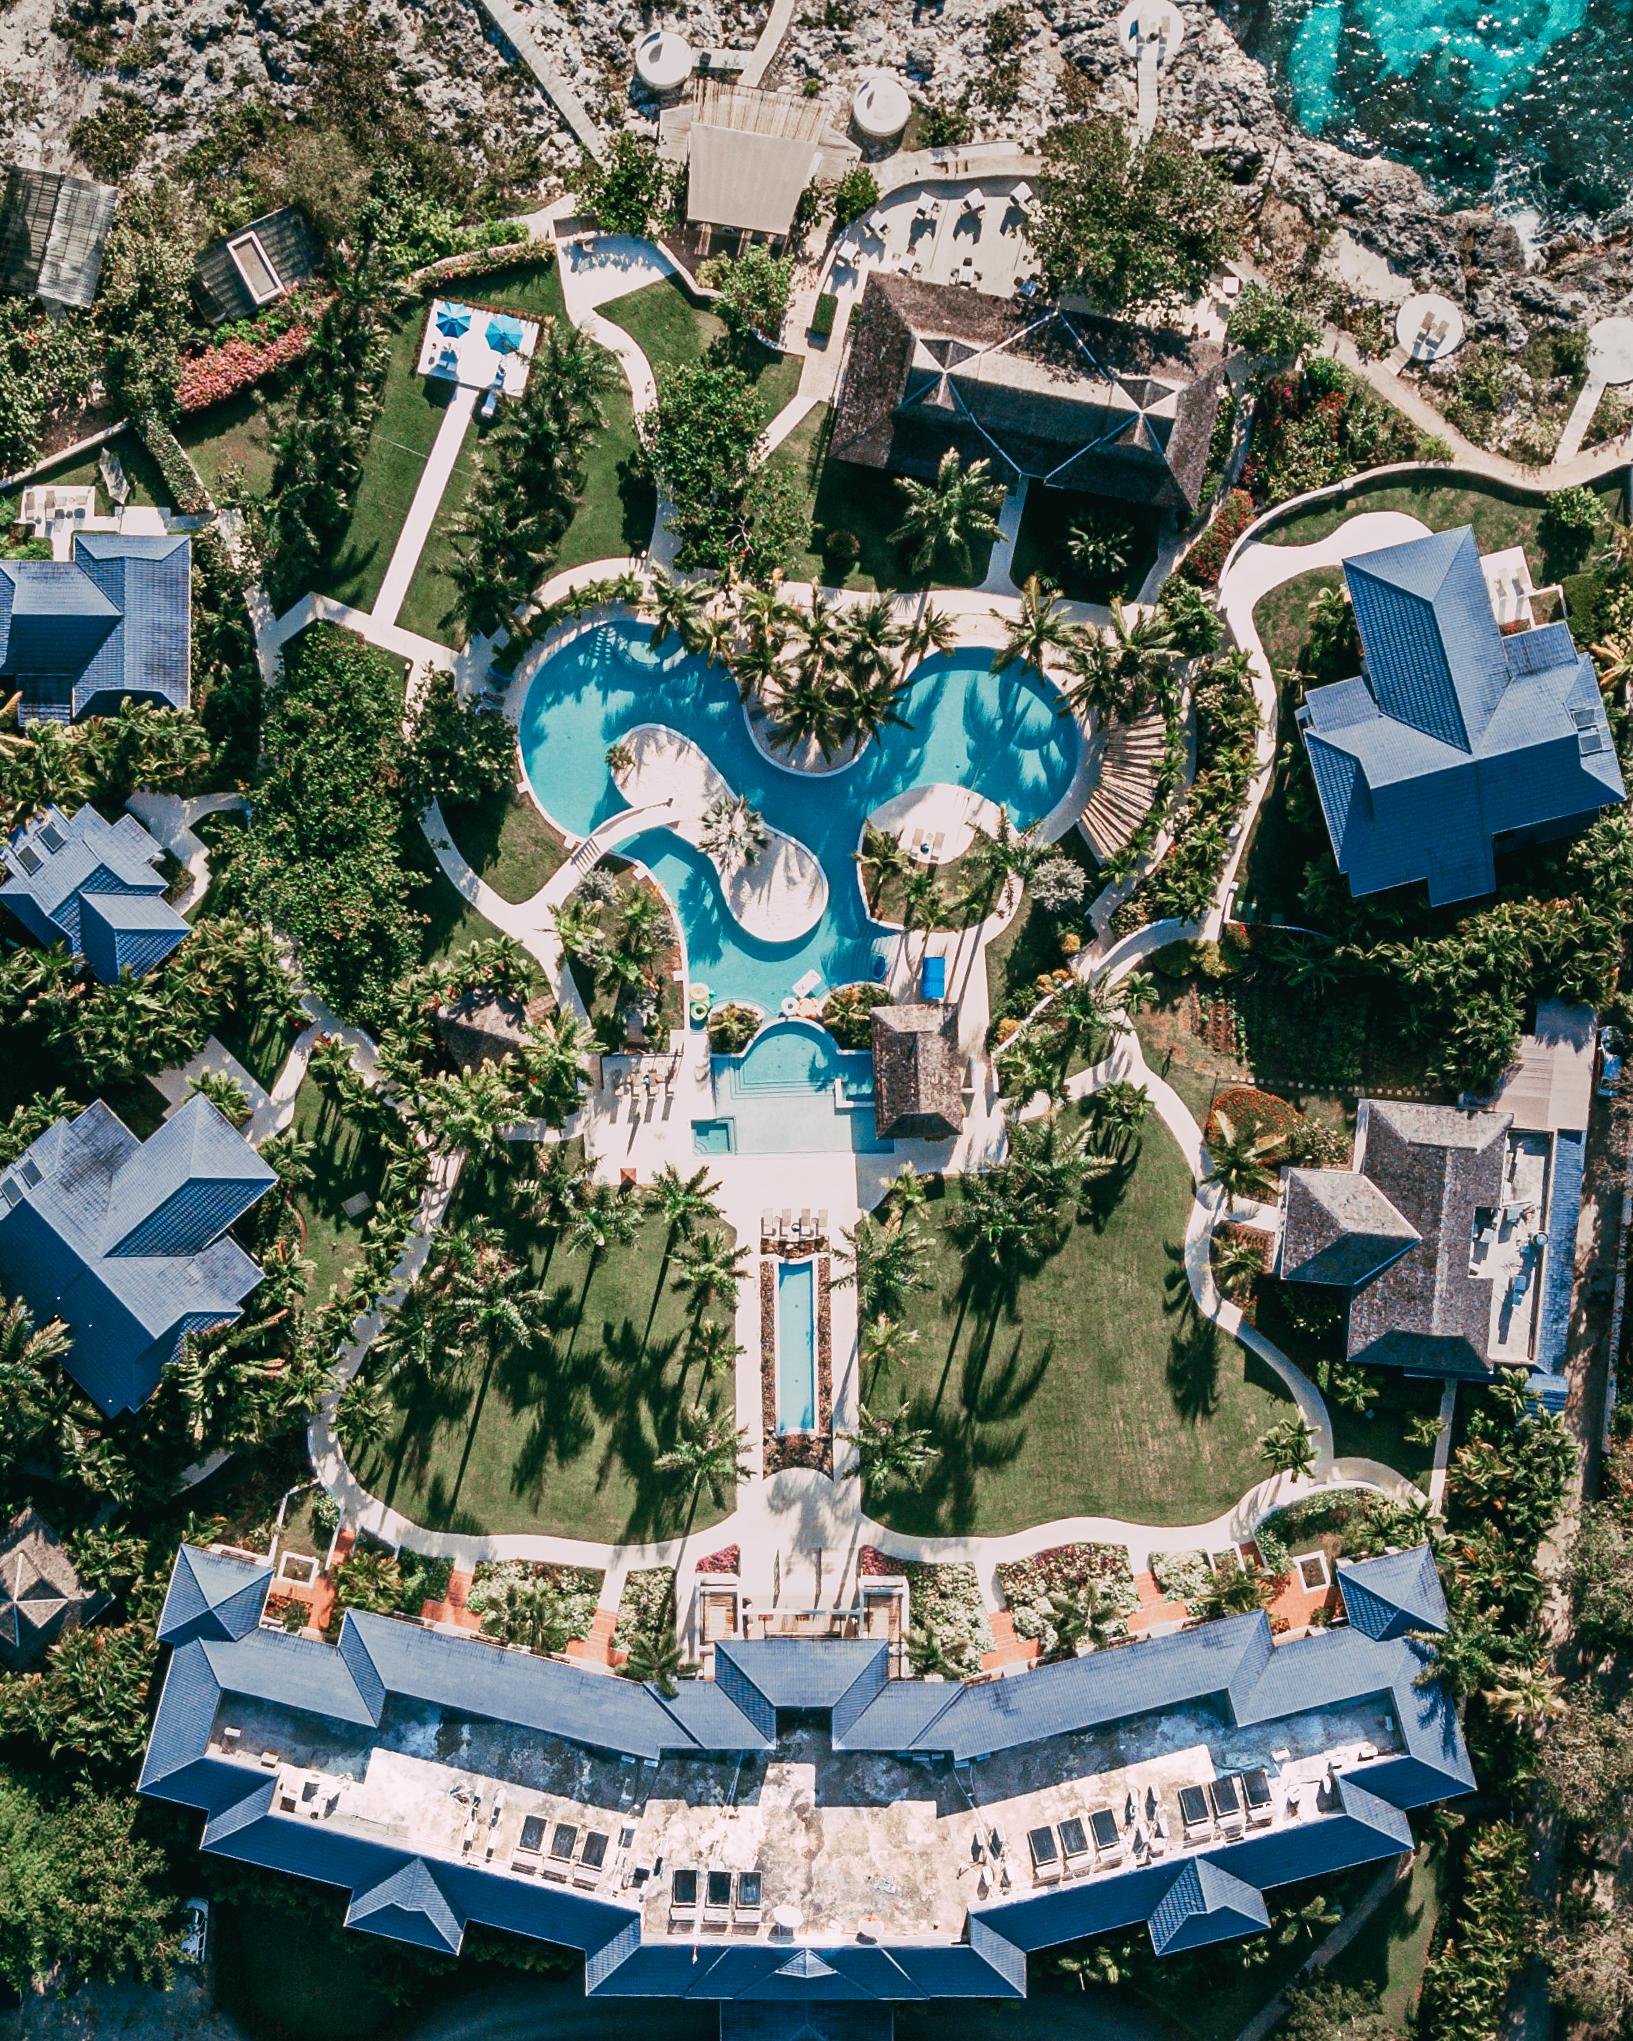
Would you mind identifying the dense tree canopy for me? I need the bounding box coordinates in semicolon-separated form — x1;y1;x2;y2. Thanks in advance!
1030;118;1239;314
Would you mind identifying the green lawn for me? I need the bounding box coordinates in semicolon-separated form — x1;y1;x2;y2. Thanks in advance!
1010;484;1161;603
1259;472;1625;584
442;783;568;903
288;1076;393;1307
1319;1841;1449;2030
402;821;509;964
315;306;456;615
766;401;997;591
865;1118;1296;1535
211;995;302;1095
0;431;169;524
348;1159;734;1541
176;387;278;502
603;273;802;425
393;257;655;643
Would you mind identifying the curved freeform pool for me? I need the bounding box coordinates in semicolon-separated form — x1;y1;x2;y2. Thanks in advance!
517;616;1081;1014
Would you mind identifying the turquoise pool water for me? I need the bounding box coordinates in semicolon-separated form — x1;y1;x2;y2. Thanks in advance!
775;1257;818;1433
1242;0;1633;220
703;1021;888;1155
518;617;1079;1016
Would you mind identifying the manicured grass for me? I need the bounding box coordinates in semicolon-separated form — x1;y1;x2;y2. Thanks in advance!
443;783;568;903
603;273;802;425
288;1076;393;1307
211;996;302;1095
1260;472;1625;583
1320;1840;1449;2028
314;306;458;614
402;821;509;963
1010;484;1161;603
348;1159;734;1541
766;402;997;591
865;1118;1297;1535
176;387;278;501
0;430;168;524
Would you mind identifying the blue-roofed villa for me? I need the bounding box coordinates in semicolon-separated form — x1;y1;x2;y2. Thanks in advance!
0;802;189;982
1297;525;1624;905
140;1539;1472;2017
0;1093;276;1415
0;530;192;724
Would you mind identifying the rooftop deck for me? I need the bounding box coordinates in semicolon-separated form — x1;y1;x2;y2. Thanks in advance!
208;1671;1400;1945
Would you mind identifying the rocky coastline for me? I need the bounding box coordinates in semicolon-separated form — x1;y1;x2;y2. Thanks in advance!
3;0;1630;349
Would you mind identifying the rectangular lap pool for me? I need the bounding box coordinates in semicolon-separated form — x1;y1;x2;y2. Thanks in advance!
775;1259;817;1434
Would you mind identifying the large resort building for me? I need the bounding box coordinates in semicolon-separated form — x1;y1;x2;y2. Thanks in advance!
829;276;1225;516
143;1543;1472;2025
1299;525;1624;905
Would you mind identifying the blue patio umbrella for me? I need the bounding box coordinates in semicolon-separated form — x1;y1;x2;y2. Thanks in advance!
435;303;471;337
485;315;525;355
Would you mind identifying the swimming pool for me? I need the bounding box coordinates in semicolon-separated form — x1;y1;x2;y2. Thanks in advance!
517;617;1080;1016
701;1020;888;1155
775;1258;818;1433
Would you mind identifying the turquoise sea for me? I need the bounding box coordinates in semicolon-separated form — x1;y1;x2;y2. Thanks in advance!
1229;0;1633;225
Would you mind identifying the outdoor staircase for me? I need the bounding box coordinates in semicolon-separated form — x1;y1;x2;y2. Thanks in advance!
421;1565;481;1631
1125;1568;1190;1636
1081;704;1170;862
979;1609;1040;1675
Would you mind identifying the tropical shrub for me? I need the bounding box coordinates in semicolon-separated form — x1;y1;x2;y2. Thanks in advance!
1180;488;1257;588
1420;1823;1530;2041
822;981;888;1048
707;1003;761;1053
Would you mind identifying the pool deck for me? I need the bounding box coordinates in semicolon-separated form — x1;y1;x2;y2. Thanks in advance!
611;722;828;942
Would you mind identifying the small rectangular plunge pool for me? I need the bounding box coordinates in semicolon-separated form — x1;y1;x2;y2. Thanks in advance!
775;1258;817;1434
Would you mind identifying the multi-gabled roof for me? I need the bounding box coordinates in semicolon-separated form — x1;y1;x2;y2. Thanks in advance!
0;533;192;725
1280;1101;1511;1379
1298;527;1624;905
141;1544;1472;2001
0;803;189;982
0;1095;275;1415
830;276;1223;513
0;1506;108;1669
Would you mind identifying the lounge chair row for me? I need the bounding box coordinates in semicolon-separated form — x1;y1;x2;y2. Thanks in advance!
512;1817;611;1886
671;1867;762;1931
1027;1805;1130;1882
1176;1768;1277;1841
761;1210;828;1249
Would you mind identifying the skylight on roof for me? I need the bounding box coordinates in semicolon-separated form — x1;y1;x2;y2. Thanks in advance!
37;821;63;851
13;845;41;876
227;231;282;305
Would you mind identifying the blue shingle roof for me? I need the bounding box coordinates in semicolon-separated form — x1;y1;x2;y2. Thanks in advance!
1298;527;1624;904
0;533;191;724
141;1546;1472;2005
0;802;188;982
0;1095;273;1414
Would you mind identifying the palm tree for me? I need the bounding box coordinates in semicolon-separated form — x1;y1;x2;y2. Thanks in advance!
655;1404;751;1509
853;1403;938;1488
854;824;913;912
337;1372;394;1456
1207;1103;1287;1206
1258;1414;1318;1480
1066;512;1132;591
1196;1561;1275;1619
1481;1664;1566;1731
792;591;848;687
842;595;903;687
1411;1615;1509;1699
834;1213;933;1319
1214;1233;1266;1304
1085;1078;1150;1136
699;792;768;871
528;1142;593;1234
993;576;1076;677
672;1236;750;1313
1277;1893;1342;1947
890;450;1004;581
520;1012;590;1127
645;1163;721;1246
688;1316;741;1382
622;1620;687;1696
1040;1579;1124;1657
644;569;707;652
906;1618;968;1680
483;1574;574;1654
567;1181;642;1268
768;669;851;763
897;601;957;672
835;666;914;749
1060;598;1178;722
860;1313;920;1372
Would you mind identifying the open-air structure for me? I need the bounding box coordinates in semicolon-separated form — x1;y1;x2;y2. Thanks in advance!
0;165;116;312
142;1541;1472;2027
659;82;858;257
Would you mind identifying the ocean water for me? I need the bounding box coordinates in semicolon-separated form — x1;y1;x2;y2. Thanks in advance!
1232;0;1633;226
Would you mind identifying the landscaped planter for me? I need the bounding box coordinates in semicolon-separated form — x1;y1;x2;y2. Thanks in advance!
759;1255;833;1476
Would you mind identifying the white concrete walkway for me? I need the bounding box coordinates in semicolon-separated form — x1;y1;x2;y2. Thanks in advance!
372;383;479;629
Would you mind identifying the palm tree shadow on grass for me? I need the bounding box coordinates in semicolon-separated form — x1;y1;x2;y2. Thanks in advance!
885;1327;1052;1535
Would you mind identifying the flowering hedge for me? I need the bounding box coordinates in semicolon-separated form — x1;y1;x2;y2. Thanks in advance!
179;315;322;414
994;1541;1135;1610
1206;1084;1304;1152
694;1544;740;1574
1179;487;1257;588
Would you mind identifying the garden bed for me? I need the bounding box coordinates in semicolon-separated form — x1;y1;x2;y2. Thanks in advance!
468;1560;603;1647
614;1564;677;1651
897;1557;993;1677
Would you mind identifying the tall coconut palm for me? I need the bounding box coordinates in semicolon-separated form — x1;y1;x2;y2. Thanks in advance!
1481;1664;1566;1731
994;576;1076;677
644;569;708;653
1257;1414;1318;1480
834;1212;933;1320
655;1404;751;1510
853;1402;938;1488
890;450;1004;582
672;1235;750;1313
842;595;904;687
835;666;913;749
699;792;768;871
622;1618;687;1696
768;670;850;763
898;601;958;672
520;1012;590;1127
1040;1579;1125;1657
645;1163;721;1245
567;1181;642;1269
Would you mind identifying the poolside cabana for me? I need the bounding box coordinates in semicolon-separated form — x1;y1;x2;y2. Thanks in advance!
870;1001;963;1140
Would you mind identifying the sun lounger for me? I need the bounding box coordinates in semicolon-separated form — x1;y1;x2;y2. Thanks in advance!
1058;1816;1091;1876
574;1831;609;1887
1208;1776;1245;1834
1242;1769;1274;1827
1027;1825;1061;1883
734;1870;763;1930
704;1870;733;1929
670;1868;700;1926
1088;1807;1123;1865
1178;1784;1212;1839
